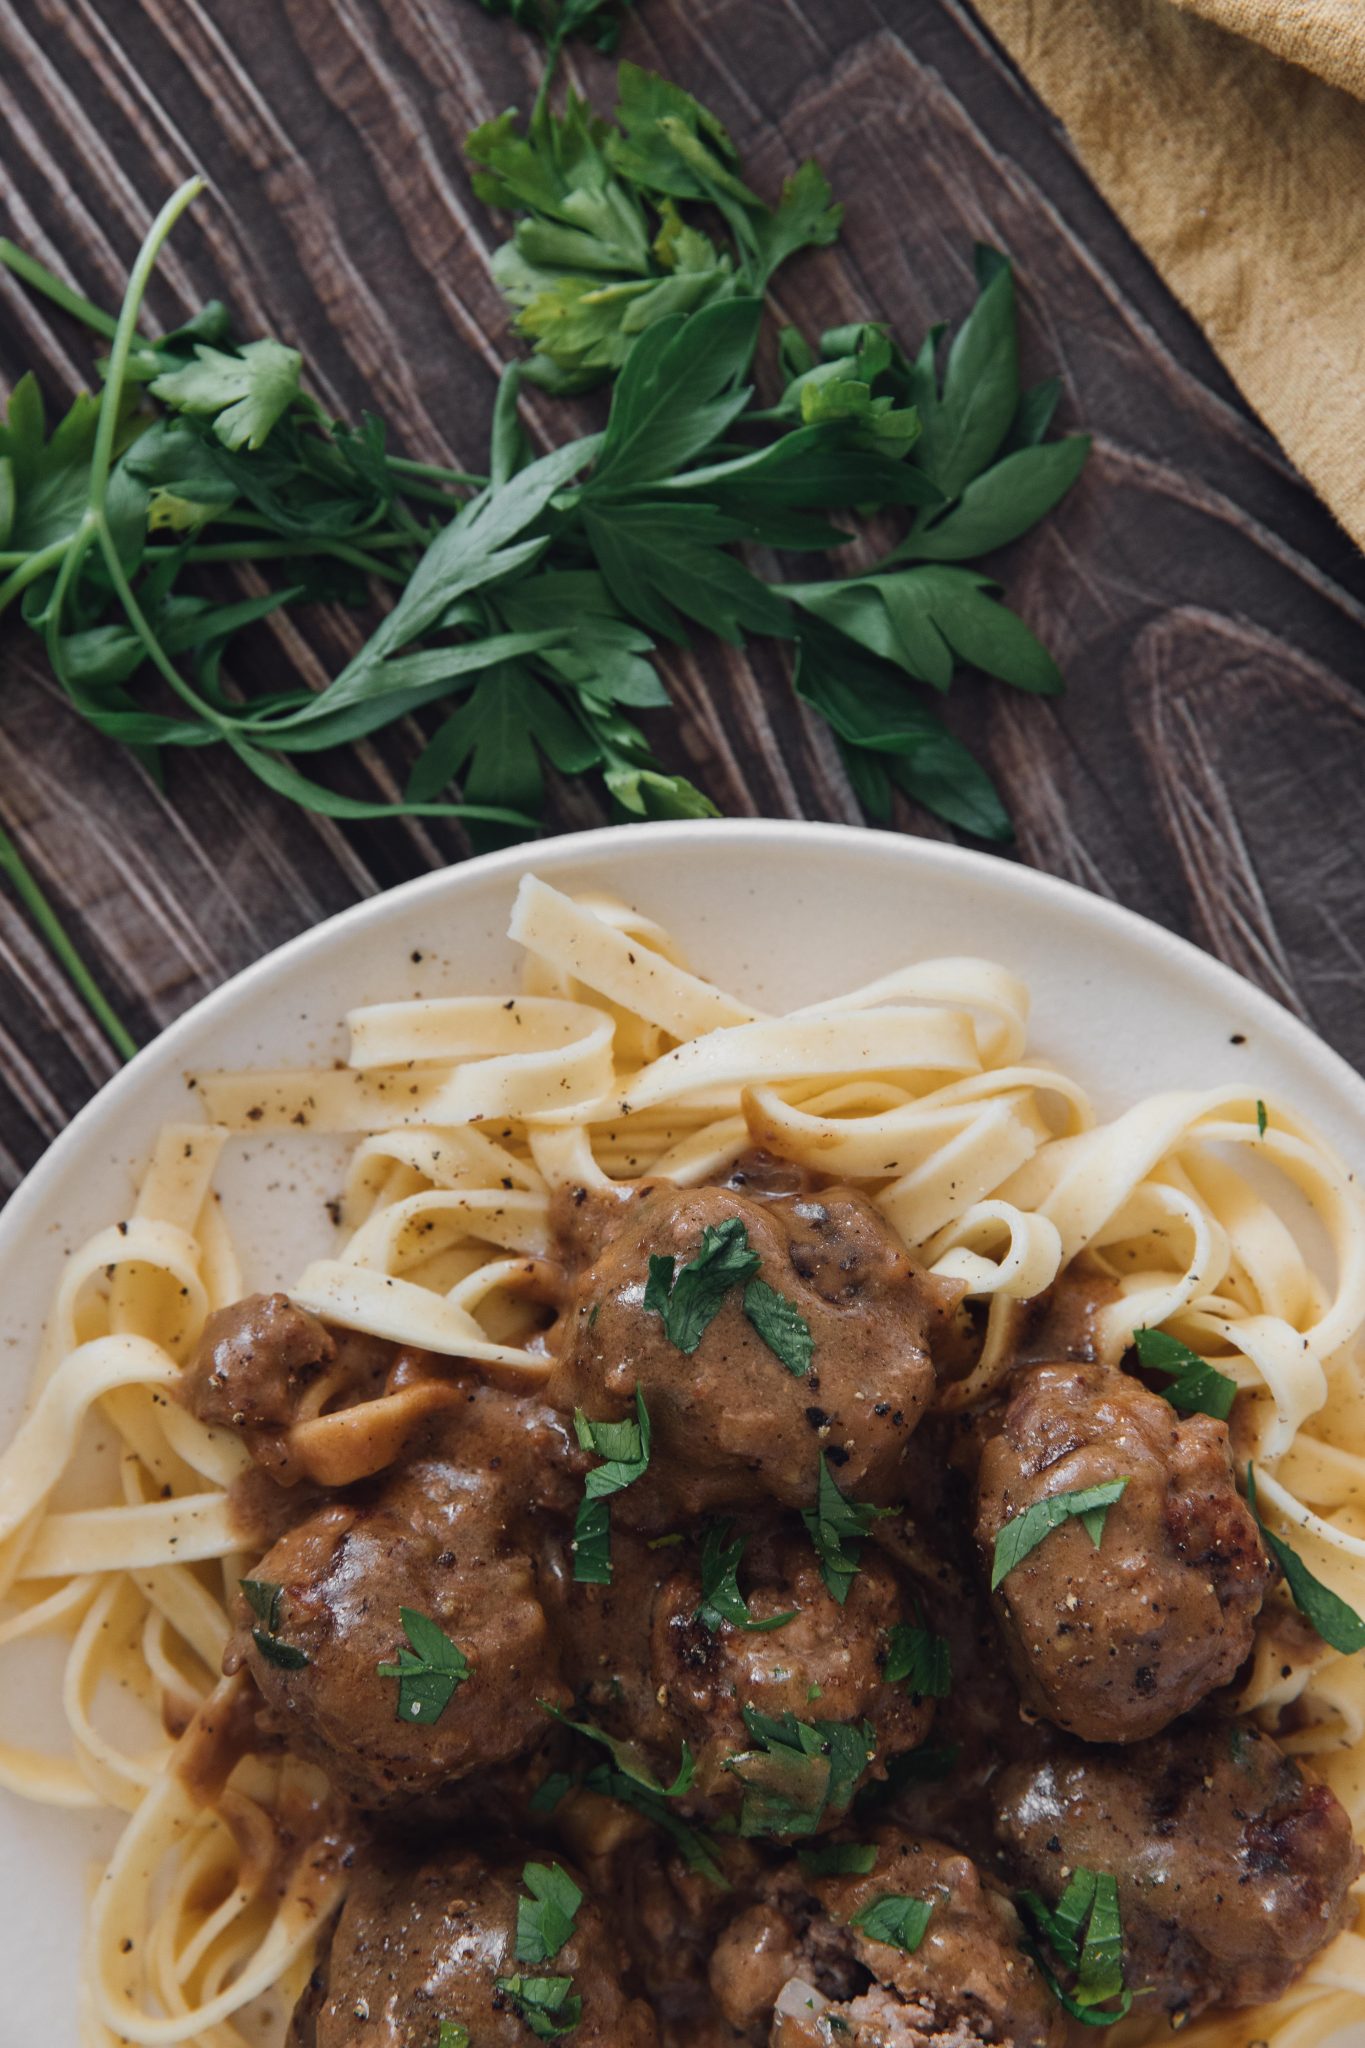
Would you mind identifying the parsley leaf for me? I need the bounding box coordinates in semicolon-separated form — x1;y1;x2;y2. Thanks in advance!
1257;1098;1269;1137
515;1861;583;1966
802;1454;891;1605
990;1480;1130;1592
542;1700;695;1796
1018;1869;1132;2026
474;0;635;57
743;1276;813;1376
494;1973;583;2039
438;2025;471;2048
1246;1466;1365;1655
252;1631;309;1671
723;1707;875;1837
239;1578;282;1633
241;1575;310;1669
850;1893;935;1955
797;1841;878;1876
151;338;302;451
376;1607;472;1723
642;1215;761;1352
883;1621;952;1699
696;1521;797;1634
1133;1327;1237;1421
581;1759;729;1885
572;1385;651;1585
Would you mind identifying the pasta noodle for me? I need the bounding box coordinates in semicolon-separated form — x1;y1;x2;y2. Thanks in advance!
0;871;1362;2046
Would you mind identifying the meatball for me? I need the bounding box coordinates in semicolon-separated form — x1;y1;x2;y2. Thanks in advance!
291;1842;657;2046
652;1525;934;1812
182;1292;342;1430
709;1829;1063;2046
974;1362;1271;1741
180;1292;414;1481
550;1181;948;1521
235;1378;576;1807
550;1518;934;1829
993;1721;1363;2017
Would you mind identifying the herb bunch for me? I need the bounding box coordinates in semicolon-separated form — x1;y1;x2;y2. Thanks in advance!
0;47;1089;1053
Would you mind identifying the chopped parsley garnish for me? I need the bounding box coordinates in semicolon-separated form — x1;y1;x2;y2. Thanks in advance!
494;1973;583;2039
376;1607;471;1724
240;1578;282;1632
542;1701;695;1795
643;1216;760;1353
572;1385;651;1585
437;2025;470;2048
580;1759;729;1887
797;1841;878;1876
802;1454;890;1605
743;1275;814;1376
515;1861;583;1966
1133;1327;1237;1422
1246;1465;1365;1654
724;1707;875;1837
883;1620;952;1699
850;1893;935;1955
1017;1868;1131;2025
990;1479;1129;1592
241;1577;309;1669
529;1770;576;1815
1257;1098;1269;1138
696;1521;797;1634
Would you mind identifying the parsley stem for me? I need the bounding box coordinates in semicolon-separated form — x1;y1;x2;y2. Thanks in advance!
158;536;409;582
0;821;137;1061
386;456;488;489
0;239;119;341
89;177;205;513
0;537;71;614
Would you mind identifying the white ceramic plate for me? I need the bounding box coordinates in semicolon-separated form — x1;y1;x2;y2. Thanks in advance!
4;818;1364;2035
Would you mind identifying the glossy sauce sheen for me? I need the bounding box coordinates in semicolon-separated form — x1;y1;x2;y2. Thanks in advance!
174;1157;1362;2046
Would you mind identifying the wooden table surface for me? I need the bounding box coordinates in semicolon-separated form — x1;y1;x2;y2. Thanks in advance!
3;0;1364;1199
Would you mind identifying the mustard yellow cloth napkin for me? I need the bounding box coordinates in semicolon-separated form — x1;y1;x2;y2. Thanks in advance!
971;0;1365;547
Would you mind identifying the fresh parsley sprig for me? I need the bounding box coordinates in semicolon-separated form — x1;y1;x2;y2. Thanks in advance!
743;1276;813;1376
797;1841;878;1877
241;1575;309;1670
695;1520;797;1634
1017;1868;1132;2026
643;1214;760;1352
571;1385;651;1584
1246;1465;1365;1655
1132;1327;1237;1421
515;1861;583;1966
990;1479;1129;1592
723;1706;875;1837
469;63;840;392
882;1618;951;1699
494;1973;583;2039
849;1893;935;1955
803;1454;891;1606
376;1606;472;1723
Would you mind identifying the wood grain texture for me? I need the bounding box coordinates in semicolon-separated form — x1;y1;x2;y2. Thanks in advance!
1;0;1364;1196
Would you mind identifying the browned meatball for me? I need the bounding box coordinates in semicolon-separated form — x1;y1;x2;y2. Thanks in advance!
181;1292;341;1429
974;1363;1271;1742
234;1380;576;1807
550;1181;948;1522
652;1525;934;1812
993;1721;1362;2017
549;1518;934;1831
291;1842;657;2046
709;1829;1063;2046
